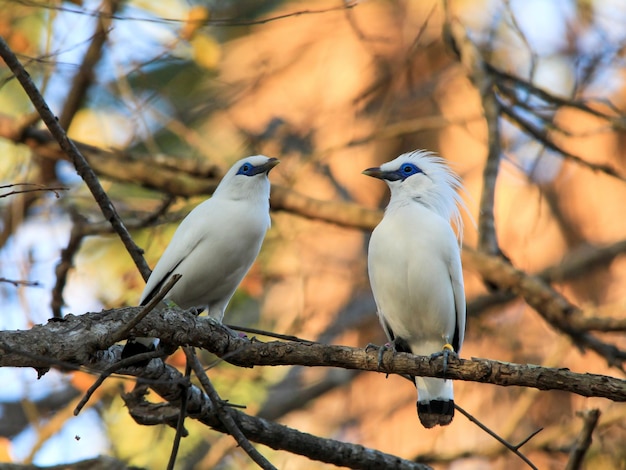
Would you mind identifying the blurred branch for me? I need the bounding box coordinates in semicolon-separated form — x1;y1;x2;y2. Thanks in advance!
490;66;626;131
0;307;624;401
57;0;121;130
0;277;42;288
51;198;175;318
444;16;502;255
500;103;626;183
469;238;626;329
0;37;152;280
565;409;600;470
14;0;359;27
464;248;626;369
51;212;88;318
0;182;68;198
0;456;136;470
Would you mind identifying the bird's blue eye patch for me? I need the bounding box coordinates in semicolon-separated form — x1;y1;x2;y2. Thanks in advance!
394;163;423;181
237;162;261;176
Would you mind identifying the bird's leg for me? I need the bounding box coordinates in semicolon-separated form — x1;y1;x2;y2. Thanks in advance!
365;342;393;371
430;343;457;377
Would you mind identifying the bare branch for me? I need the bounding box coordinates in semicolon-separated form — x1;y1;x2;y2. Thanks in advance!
13;0;359;28
0;183;68;199
184;347;277;470
565;409;600;470
107;274;181;345
455;405;539;470
0;37;152;280
444;15;502;255
0;307;624;401
0;277;42;288
57;0;121;130
51;213;88;318
463;248;626;368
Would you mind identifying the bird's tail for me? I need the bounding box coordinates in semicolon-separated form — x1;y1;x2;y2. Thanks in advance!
415;377;454;428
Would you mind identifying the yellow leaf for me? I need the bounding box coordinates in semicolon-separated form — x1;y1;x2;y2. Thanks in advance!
192;34;221;70
180;6;210;41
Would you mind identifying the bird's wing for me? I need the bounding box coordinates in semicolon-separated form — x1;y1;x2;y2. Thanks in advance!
448;248;466;353
140;207;208;305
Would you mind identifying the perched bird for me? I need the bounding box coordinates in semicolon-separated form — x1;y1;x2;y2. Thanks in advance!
122;155;279;359
363;150;467;428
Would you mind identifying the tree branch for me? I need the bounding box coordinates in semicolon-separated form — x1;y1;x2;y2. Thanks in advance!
444;16;502;255
57;0;121;130
463;248;626;368
0;307;624;401
0;36;152;281
565;409;600;470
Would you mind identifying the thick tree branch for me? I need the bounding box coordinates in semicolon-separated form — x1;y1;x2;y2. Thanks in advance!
0;307;624;401
463;248;626;368
122;380;428;470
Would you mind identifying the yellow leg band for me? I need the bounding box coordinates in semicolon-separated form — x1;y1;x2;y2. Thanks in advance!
442;343;455;352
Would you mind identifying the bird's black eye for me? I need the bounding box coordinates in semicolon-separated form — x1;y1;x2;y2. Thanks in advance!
403;165;413;173
243;164;250;172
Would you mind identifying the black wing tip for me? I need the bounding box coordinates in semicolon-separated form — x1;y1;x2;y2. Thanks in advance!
417;400;454;428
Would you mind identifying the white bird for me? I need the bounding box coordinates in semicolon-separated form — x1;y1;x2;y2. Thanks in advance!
363;150;467;428
122;155;279;359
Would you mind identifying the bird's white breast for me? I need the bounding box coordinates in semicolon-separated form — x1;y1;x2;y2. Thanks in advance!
368;202;459;354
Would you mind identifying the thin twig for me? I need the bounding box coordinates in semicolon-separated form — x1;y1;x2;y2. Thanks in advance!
184;347;277;470
500;102;626;183
167;359;191;470
0;36;152;280
565;409;601;470
108;273;182;345
455;404;540;470
20;0;359;27
444;15;502;255
51;212;88;318
0;278;42;288
226;324;315;343
0;183;68;199
57;0;121;130
73;349;163;415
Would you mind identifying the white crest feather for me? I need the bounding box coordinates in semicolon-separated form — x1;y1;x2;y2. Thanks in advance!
378;150;470;245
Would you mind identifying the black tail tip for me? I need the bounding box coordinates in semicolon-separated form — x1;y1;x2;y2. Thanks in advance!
417;400;454;428
121;340;155;366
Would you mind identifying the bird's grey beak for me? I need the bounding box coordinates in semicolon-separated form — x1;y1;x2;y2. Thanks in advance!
262;158;280;174
363;167;402;181
362;167;384;179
